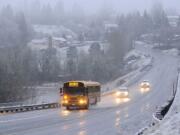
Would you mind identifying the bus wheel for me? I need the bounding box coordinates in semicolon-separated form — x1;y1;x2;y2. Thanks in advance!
84;99;89;109
84;105;89;110
85;102;89;109
66;106;70;110
94;98;97;105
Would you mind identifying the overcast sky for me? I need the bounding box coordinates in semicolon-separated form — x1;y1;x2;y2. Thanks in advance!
0;0;179;14
62;0;180;13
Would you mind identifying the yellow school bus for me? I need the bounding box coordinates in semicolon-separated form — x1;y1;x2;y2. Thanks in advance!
61;81;101;110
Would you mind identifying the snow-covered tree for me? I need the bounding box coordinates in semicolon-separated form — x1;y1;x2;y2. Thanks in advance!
40;36;60;81
66;46;78;78
16;12;32;46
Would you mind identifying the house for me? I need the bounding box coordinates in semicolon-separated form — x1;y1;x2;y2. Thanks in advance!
53;37;67;48
104;23;119;33
28;38;48;50
167;16;179;27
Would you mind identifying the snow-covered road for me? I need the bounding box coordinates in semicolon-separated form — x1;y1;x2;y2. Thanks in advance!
0;43;179;135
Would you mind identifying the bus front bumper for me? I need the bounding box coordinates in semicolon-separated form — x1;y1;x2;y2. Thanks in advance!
61;99;88;107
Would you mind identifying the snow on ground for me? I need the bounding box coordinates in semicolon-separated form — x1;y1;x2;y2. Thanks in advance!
125;49;152;70
102;69;139;92
124;49;142;60
102;49;153;92
30;83;61;104
33;25;77;38
144;73;180;135
163;48;179;57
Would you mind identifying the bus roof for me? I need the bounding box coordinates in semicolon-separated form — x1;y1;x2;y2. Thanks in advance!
64;81;101;87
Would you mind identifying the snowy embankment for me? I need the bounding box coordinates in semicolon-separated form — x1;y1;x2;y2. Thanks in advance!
102;49;153;92
144;73;180;135
163;48;179;57
34;83;61;104
24;83;61;105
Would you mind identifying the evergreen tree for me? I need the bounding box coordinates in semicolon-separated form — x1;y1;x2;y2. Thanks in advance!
98;0;114;22
41;36;60;81
88;42;109;82
151;2;169;28
1;5;14;20
54;0;65;24
41;3;54;25
77;50;89;79
89;42;101;59
0;7;21;47
178;16;180;27
70;2;85;24
142;10;153;33
66;46;78;78
16;12;31;46
29;0;41;24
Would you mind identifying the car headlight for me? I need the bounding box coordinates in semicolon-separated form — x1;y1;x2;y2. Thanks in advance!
116;91;121;96
123;92;128;96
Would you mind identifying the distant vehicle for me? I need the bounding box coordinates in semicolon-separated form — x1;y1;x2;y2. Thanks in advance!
115;87;129;98
140;80;151;92
60;81;101;110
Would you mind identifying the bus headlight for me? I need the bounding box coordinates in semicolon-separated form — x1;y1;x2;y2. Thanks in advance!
79;99;87;104
62;100;68;104
63;95;68;100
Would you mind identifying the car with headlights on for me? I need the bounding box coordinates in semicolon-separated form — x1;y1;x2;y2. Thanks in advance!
140;80;151;92
115;87;129;98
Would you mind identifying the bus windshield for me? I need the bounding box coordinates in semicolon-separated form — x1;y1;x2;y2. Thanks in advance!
64;87;85;95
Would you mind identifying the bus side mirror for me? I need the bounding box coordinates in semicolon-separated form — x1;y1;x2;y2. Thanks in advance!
60;88;63;96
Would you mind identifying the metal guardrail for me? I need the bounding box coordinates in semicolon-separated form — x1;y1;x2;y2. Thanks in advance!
0;90;116;114
153;98;173;121
136;126;149;135
0;102;59;114
136;74;179;135
136;96;175;135
0;89;115;115
153;77;178;121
